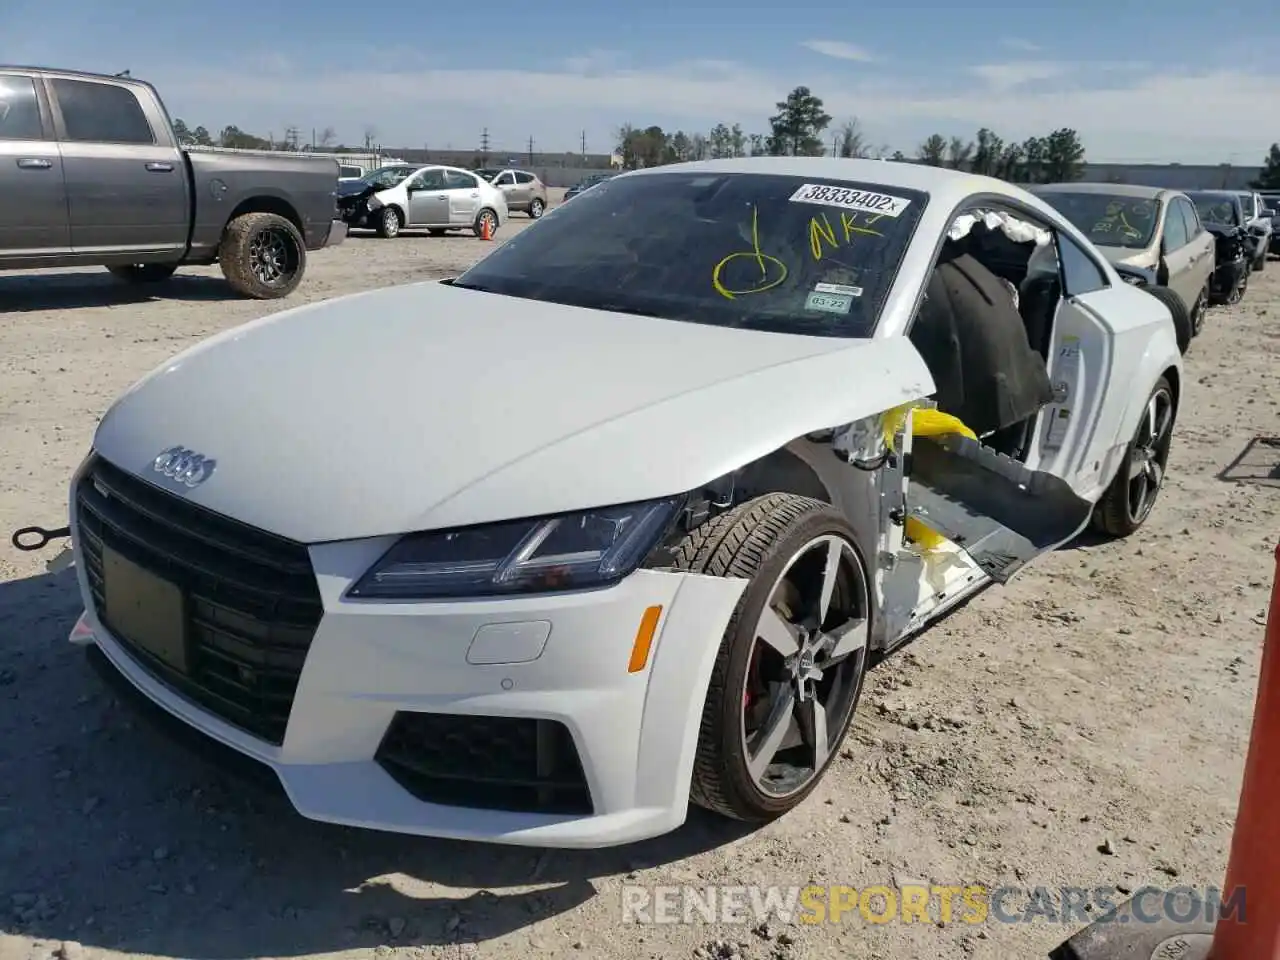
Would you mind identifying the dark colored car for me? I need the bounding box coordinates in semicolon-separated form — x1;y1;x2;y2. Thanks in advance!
563;172;615;201
1185;191;1251;305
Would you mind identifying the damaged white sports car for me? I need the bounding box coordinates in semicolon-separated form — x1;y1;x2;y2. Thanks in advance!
61;157;1182;848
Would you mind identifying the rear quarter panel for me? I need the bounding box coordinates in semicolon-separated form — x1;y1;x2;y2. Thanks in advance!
1073;282;1182;502
186;151;339;257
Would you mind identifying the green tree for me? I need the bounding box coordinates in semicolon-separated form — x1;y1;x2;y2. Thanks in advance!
617;124;672;168
890;150;908;162
669;130;693;161
1020;136;1048;183
708;122;733;159
947;136;974;170
172;118;192;143
917;134;947;166
970;128;1005;177
748;133;767;156
729;123;746;158
218;125;270;149
1041;128;1086;182
767;86;831;156
1249;143;1280;189
191;125;214;146
995;142;1025;181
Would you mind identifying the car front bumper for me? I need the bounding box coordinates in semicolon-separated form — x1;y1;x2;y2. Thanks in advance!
68;470;747;847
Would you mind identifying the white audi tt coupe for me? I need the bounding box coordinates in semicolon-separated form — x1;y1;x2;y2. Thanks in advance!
62;157;1182;848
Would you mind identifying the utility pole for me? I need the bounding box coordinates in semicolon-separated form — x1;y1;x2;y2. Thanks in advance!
581;130;587;156
479;127;490;163
527;135;534;165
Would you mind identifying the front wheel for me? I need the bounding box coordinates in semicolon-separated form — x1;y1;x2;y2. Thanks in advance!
473;208;499;238
1227;267;1249;304
218;212;306;300
674;494;872;822
376;207;402;239
1189;282;1208;337
107;263;178;284
1092;376;1175;538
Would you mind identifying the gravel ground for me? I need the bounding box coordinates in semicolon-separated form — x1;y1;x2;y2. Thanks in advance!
1;203;1277;960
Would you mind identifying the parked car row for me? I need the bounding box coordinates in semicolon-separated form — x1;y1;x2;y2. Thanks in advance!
1030;182;1273;354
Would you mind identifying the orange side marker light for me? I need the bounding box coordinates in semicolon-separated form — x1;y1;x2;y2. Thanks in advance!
628;605;663;673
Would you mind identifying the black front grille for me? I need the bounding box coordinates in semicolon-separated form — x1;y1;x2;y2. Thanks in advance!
76;455;323;745
376;713;593;815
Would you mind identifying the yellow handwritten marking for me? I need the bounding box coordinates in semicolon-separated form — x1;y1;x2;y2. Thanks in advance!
808;211;884;261
712;205;787;299
809;213;837;259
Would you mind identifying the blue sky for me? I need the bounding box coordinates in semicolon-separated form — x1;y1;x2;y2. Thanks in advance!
3;0;1276;164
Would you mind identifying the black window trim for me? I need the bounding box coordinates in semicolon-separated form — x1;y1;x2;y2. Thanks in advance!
45;75;156;145
0;71;54;141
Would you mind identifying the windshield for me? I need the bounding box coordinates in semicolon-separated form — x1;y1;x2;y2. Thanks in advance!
363;166;413;188
1187;193;1240;226
1237;194;1257;218
453;171;927;339
1038;191;1159;249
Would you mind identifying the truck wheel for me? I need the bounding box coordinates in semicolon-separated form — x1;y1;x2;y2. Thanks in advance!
107;263;178;283
1143;285;1191;355
376;207;402;238
672;494;872;823
218;212;306;300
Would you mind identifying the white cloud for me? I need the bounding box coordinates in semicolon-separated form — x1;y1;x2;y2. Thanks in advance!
150;56;1277;165
1000;37;1042;53
969;61;1070;91
799;40;877;63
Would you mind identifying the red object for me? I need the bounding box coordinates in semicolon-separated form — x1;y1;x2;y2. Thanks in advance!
1213;543;1280;959
480;217;492;241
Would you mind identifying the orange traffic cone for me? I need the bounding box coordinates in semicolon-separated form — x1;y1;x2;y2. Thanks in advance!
480;216;492;241
1212;541;1280;959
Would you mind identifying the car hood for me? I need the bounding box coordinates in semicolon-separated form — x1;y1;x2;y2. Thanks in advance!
1096;246;1158;269
92;282;932;543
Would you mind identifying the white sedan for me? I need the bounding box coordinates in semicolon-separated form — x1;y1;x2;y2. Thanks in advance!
60;158;1181;848
337;163;508;239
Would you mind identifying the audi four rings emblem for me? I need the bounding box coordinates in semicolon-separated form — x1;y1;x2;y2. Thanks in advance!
152;446;217;488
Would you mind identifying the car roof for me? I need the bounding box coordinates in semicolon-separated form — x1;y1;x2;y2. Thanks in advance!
1034;182;1174;201
1186;189;1241;200
617;156;1030;209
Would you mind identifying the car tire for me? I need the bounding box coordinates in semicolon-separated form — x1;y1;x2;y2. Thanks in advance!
1091;375;1175;538
218;212;306;300
106;263;179;284
376;207;402;239
1189;282;1208;337
473;208;499;238
529;198;545;219
673;493;872;823
1227;268;1249;305
1143;285;1191;355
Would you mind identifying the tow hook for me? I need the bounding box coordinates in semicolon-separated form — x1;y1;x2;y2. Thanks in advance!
11;524;71;552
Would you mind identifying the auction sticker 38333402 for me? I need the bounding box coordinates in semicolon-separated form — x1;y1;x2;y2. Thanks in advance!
789;183;912;217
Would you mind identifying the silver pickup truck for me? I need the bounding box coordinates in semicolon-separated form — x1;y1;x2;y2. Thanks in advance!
0;67;346;299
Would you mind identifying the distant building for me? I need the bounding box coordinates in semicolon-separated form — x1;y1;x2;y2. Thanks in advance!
1076;162;1261;190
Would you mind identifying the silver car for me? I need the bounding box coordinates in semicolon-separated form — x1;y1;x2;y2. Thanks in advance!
1033;183;1214;350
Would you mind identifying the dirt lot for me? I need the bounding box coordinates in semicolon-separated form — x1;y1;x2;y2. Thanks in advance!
1;210;1277;960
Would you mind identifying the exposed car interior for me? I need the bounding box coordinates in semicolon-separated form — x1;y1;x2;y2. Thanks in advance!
908;209;1060;461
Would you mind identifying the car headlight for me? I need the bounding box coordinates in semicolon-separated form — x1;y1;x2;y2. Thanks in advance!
347;497;684;600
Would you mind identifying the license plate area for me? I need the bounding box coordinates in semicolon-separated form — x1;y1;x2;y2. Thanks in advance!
102;546;188;673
